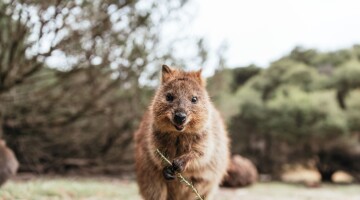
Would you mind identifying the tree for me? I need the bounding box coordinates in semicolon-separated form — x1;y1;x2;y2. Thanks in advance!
332;60;360;109
226;46;360;181
0;0;204;173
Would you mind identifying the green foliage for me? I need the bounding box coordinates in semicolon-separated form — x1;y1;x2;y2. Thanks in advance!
332;60;360;90
229;46;360;140
266;89;347;140
346;90;360;131
207;65;262;122
286;46;353;68
231;65;261;91
221;45;360;178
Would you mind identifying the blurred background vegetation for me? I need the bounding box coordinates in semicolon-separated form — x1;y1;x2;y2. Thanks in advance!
208;46;360;182
0;0;359;184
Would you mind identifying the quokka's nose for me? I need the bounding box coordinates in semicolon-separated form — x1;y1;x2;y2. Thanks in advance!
174;112;186;125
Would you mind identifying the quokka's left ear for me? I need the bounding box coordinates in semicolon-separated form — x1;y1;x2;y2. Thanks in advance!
193;69;206;87
161;64;174;83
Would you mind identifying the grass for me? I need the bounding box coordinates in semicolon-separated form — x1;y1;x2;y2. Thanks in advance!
0;176;139;200
220;182;360;200
0;176;360;200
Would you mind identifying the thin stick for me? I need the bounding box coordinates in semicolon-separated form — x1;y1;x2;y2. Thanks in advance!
156;149;205;200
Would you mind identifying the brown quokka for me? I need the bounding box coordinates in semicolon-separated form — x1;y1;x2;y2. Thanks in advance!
135;65;230;200
221;155;258;188
0;139;19;187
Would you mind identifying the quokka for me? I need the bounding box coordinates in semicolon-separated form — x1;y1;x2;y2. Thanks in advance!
0;139;19;187
135;65;230;200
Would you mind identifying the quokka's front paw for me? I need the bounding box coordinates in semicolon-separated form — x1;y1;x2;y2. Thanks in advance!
172;158;185;173
163;165;176;180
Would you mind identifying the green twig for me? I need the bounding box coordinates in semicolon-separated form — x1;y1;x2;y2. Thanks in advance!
156;149;205;200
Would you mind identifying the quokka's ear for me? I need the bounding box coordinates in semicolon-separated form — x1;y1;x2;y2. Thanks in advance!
194;68;206;87
161;64;174;83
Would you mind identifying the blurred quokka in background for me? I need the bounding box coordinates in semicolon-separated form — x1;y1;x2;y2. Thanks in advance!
0;139;19;187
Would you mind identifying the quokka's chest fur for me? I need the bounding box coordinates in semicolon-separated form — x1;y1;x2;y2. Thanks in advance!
152;130;209;162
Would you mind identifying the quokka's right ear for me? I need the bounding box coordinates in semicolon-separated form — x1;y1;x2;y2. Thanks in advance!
194;68;206;87
161;65;174;83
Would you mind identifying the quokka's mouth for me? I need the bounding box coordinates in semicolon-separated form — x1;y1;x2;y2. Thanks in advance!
174;124;185;131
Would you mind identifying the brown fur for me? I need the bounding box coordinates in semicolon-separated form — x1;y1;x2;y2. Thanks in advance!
221;155;258;188
135;65;230;200
0;139;19;187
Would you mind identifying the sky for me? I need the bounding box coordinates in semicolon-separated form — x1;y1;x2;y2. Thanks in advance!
181;0;360;75
45;0;360;77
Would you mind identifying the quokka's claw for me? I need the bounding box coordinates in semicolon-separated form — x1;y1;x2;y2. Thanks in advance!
163;165;176;180
172;159;185;173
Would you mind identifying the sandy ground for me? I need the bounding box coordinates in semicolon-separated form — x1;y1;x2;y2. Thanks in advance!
1;174;359;200
216;183;360;200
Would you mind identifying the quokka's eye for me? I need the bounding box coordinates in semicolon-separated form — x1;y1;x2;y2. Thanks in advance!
166;93;174;102
191;96;198;103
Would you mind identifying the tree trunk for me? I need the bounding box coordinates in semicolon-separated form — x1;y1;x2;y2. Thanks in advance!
320;170;335;182
336;89;347;110
0;105;3;138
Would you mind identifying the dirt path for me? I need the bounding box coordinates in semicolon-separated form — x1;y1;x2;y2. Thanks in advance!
2;175;360;200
